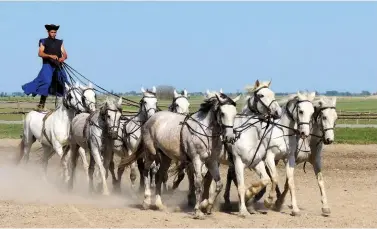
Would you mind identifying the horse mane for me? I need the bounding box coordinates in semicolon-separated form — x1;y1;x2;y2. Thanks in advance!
144;89;156;97
99;96;122;111
198;93;235;114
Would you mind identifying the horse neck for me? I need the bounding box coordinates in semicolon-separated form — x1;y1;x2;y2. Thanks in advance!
280;102;298;137
193;108;218;132
55;104;75;122
134;107;148;123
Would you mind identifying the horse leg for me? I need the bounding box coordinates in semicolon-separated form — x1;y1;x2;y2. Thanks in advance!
142;155;154;210
40;145;54;182
199;170;213;214
17;132;35;165
90;144;110;196
109;159;119;192
245;161;271;206
191;156;205;219
88;153;96;194
275;155;299;216
68;143;79;191
223;165;235;208
312;154;331;216
200;160;223;216
150;160;159;189
263;151;279;209
155;152;171;211
137;158;145;193
78;147;90;184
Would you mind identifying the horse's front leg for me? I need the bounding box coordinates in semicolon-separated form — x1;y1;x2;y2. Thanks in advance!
312;153;331;216
245;161;271;205
263;150;279;208
192;156;205;219
200;160;223;216
281;154;300;216
78;147;90;183
90;140;110;196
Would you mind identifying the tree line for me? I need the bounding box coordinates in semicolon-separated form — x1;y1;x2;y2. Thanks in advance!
0;88;375;99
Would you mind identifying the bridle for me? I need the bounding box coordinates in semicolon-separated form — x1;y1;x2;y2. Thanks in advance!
313;106;337;140
247;86;277;117
81;87;97;113
99;103;123;139
169;95;188;113
63;86;86;114
285;98;313;133
139;92;158;119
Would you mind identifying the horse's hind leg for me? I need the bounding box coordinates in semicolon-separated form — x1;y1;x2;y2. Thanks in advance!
40;144;54;182
78;147;90;183
155;152;171;211
245;161;271;206
137;158;145;193
88;153;96;194
18;131;35;165
68;143;80;191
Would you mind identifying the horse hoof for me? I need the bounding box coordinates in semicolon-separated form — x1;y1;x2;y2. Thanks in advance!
239;209;251;218
291;210;301;216
199;199;209;210
264;198;274;209
142;201;151;210
193;210;205;220
156;203;167;211
322;207;331;216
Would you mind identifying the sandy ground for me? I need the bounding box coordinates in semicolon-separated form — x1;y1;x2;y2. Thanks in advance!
0;139;376;227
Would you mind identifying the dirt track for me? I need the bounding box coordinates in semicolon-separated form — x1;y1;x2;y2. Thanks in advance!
0;139;376;227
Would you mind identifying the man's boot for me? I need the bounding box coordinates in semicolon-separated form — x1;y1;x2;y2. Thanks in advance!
35;95;49;112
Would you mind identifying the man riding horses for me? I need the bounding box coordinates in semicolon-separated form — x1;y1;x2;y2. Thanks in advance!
22;24;69;112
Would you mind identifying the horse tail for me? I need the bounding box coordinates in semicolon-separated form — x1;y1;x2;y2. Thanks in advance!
118;138;145;168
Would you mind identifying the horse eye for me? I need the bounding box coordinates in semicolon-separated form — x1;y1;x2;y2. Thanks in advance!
258;94;264;98
299;110;304;115
322;116;327;120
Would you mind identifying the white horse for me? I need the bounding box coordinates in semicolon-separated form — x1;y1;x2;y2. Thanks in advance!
169;80;282;213
118;90;240;219
68;96;123;195
223;91;316;216
150;89;191;192
109;86;158;193
18;82;95;182
253;96;337;216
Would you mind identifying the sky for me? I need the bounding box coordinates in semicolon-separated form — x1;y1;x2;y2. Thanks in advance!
0;1;376;94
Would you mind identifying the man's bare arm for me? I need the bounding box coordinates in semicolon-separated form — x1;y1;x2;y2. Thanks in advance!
61;44;68;60
38;43;54;59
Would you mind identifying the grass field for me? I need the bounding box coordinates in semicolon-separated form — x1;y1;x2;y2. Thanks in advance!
1;123;376;144
1;95;377;144
1;95;377;122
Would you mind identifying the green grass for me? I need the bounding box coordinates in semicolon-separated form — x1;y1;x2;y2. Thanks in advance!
334;127;377;144
1;95;377;122
1;124;376;144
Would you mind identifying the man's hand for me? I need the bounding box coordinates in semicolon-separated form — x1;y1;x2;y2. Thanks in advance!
58;57;65;63
49;55;59;60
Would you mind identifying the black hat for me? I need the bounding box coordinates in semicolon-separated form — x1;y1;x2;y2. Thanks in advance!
45;24;60;31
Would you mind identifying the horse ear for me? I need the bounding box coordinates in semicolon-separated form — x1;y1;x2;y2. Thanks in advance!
75;81;80;87
215;92;226;104
232;94;241;103
152;86;157;93
332;97;337;106
88;82;93;88
255;80;260;88
65;83;70;91
117;97;123;107
219;88;223;93
141;87;146;93
173;89;179;98
308;91;316;101
206;89;211;97
268;79;272;87
183;89;188;97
